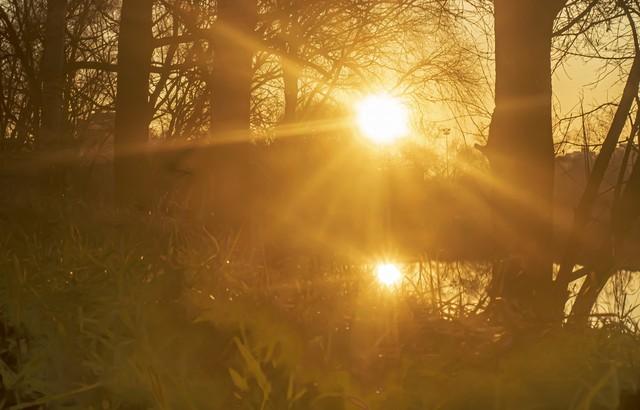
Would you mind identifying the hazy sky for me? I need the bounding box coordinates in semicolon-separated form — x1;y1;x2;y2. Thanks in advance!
554;56;625;117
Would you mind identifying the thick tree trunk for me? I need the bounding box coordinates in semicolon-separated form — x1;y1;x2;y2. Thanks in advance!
40;0;66;149
210;0;258;137
176;0;257;219
114;0;153;207
39;0;67;189
487;0;566;324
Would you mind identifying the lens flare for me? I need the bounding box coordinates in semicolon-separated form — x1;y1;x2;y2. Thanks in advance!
356;94;409;145
375;263;403;287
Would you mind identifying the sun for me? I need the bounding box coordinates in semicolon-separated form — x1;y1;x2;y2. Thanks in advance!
375;262;403;287
356;94;409;145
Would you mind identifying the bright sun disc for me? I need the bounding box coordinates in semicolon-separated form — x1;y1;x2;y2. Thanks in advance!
356;94;409;144
375;263;403;287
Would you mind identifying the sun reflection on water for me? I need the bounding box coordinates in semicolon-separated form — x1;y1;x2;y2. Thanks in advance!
375;262;403;287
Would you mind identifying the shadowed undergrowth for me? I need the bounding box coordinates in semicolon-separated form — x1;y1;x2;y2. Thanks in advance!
1;195;639;409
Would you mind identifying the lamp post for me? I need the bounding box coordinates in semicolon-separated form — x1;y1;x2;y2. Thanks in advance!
440;127;451;177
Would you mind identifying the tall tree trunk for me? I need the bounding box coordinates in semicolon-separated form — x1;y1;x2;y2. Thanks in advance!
486;0;566;324
114;0;153;207
39;0;66;189
282;12;301;124
283;58;299;123
210;0;258;137
40;0;66;149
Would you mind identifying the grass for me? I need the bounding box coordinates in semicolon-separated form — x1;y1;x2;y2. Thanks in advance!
1;193;639;409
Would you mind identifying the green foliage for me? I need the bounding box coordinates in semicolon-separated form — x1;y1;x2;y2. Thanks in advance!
1;196;639;409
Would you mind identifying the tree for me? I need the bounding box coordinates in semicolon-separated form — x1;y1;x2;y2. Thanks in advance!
485;0;568;325
114;0;153;206
38;0;68;189
557;2;640;325
210;0;258;136
0;0;44;146
40;0;67;150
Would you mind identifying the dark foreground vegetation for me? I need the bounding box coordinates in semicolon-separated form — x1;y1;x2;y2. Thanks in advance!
1;190;640;410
